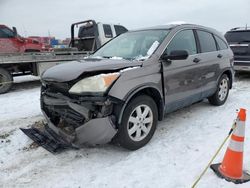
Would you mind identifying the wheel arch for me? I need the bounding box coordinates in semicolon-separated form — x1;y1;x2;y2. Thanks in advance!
221;69;233;89
117;85;164;125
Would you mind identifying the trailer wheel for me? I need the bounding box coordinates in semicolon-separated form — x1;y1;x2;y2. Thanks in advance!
0;68;13;94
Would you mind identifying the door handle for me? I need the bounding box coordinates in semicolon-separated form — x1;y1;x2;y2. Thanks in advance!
193;58;201;63
217;54;223;58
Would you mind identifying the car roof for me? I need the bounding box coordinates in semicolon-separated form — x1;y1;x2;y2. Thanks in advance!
130;23;221;36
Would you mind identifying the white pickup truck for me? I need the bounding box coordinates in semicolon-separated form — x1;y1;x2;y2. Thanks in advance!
0;20;128;94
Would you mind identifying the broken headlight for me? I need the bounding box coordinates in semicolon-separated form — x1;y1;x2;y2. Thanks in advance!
69;73;120;94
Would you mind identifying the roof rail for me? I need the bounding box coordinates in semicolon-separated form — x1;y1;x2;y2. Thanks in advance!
230;26;250;31
165;21;188;25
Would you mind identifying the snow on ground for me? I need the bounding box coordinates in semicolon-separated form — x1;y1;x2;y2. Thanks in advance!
1;74;250;188
0;76;41;121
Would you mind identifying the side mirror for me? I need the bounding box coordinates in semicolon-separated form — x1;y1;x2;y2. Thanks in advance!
161;50;189;61
12;27;18;37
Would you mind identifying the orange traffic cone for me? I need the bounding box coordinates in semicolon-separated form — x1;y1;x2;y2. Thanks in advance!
211;108;250;184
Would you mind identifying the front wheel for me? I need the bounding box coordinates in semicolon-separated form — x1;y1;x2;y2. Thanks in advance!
116;95;158;150
208;74;230;106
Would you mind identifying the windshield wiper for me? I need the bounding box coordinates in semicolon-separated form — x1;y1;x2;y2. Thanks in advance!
93;56;134;60
102;56;112;59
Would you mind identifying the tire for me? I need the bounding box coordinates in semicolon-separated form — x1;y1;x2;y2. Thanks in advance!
208;74;230;106
116;95;158;150
0;68;13;94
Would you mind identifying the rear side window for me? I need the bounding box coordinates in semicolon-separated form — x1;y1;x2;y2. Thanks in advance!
114;25;128;35
197;30;217;53
214;35;228;50
103;24;113;38
167;30;197;55
78;26;95;38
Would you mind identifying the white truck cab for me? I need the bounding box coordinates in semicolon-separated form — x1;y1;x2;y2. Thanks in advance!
70;20;128;52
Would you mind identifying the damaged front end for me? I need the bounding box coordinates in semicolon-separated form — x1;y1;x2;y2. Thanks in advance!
21;80;122;153
20;59;141;153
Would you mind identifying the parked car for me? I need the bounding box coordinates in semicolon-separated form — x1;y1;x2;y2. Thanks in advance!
225;27;250;72
0;25;45;53
22;23;234;152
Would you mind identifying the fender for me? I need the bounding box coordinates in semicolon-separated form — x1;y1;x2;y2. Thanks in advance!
218;68;234;89
117;83;164;125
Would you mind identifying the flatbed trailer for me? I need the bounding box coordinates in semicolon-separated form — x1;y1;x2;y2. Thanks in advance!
0;19;128;94
0;51;90;94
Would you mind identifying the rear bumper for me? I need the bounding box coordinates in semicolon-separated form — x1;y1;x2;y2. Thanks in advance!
234;55;250;72
234;61;250;72
234;64;250;72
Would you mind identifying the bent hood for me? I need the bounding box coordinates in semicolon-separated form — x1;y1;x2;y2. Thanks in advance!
42;58;142;82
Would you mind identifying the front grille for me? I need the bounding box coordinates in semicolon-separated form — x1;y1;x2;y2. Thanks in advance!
44;104;85;128
41;84;86;129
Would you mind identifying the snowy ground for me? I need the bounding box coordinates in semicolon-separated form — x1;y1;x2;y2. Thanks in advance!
1;74;250;188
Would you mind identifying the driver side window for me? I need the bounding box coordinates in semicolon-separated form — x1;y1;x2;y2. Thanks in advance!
166;30;197;55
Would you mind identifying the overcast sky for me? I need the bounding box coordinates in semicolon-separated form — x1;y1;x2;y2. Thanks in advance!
0;0;249;39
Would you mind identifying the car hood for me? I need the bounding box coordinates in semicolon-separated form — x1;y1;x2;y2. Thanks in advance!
42;58;142;82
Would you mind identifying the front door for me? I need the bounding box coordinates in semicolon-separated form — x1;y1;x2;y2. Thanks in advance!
0;27;19;53
161;29;203;113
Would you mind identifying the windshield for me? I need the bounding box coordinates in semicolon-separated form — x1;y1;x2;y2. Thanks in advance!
225;31;250;43
92;29;170;60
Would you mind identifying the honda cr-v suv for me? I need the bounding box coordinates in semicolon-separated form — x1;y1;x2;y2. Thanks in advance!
22;23;234;152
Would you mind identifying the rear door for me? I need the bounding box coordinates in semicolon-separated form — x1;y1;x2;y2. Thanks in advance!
0;27;19;53
195;30;222;98
162;29;203;113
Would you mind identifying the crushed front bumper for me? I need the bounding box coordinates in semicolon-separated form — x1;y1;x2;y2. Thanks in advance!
21;113;117;153
21;86;119;153
42;110;117;147
20;125;72;153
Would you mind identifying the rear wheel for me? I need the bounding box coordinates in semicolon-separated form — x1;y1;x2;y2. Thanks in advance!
116;95;158;150
0;68;13;94
208;74;229;106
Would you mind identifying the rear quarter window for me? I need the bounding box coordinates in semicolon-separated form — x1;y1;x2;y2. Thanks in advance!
114;25;128;35
197;30;217;53
214;35;228;50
